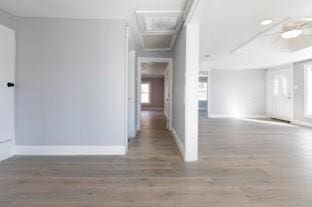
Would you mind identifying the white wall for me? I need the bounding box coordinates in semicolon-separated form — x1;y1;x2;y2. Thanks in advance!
209;69;267;117
15;18;127;152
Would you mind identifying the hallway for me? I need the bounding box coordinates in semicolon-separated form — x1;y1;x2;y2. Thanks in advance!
1;111;312;206
127;110;181;160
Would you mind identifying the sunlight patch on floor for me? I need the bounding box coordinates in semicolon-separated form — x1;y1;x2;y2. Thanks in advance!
239;118;297;127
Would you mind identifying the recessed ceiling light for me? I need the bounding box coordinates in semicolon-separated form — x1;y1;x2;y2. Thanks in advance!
260;19;273;25
281;29;302;39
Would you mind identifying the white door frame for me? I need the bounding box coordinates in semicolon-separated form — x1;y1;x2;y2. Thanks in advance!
128;50;136;139
124;27;129;152
267;64;294;122
164;62;173;130
184;23;199;162
136;57;173;131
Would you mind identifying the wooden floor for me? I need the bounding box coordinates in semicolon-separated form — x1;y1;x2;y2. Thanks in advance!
1;111;312;206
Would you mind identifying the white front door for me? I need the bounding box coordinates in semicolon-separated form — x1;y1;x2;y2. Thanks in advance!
267;66;292;121
0;25;15;143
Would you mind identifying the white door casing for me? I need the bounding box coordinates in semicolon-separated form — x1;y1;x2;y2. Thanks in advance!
136;58;173;132
0;24;15;143
128;51;136;138
184;23;199;162
164;62;173;130
267;65;293;121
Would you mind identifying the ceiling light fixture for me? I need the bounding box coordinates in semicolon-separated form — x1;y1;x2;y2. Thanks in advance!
260;19;273;25
281;29;302;39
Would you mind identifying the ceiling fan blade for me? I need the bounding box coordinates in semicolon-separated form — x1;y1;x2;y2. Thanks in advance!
301;28;312;35
299;23;312;29
296;17;312;22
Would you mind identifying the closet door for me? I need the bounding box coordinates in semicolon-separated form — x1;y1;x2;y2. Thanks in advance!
0;24;15;143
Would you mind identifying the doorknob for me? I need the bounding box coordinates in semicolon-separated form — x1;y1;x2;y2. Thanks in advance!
7;82;15;87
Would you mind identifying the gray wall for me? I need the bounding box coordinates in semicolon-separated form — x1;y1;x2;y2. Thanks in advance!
210;69;267;116
142;77;164;110
293;59;312;123
0;8;16;30
16;18;127;146
172;27;186;144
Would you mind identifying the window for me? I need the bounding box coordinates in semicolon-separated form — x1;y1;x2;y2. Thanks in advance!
305;64;312;118
141;83;151;104
198;76;208;101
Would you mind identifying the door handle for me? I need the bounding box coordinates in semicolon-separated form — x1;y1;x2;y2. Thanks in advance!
7;82;15;87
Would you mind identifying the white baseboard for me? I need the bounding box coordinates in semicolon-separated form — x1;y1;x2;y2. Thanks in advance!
164;110;169;119
171;128;185;159
0;140;15;162
15;145;126;156
209;114;269;119
292;120;312;128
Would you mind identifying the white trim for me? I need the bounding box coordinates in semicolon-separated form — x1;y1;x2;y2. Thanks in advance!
164;109;169;119
128;50;137;139
292;120;312;128
304;63;312;118
171;128;185;159
209;114;269;119
183;0;200;24
0;139;14;162
184;24;199;162
15;146;126;156
168;61;173;130
124;27;129;151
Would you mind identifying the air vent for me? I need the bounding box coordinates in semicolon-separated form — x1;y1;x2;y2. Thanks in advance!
136;11;183;33
136;11;183;50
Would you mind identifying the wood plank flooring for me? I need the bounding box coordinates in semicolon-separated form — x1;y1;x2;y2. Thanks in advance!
1;110;312;206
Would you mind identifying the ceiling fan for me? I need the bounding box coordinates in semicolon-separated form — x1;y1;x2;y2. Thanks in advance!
265;17;312;40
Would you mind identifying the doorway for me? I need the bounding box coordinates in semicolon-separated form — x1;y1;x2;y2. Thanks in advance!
136;58;173;132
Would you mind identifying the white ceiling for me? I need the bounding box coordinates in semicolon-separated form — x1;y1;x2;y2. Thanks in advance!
141;62;168;77
0;0;189;51
197;0;312;70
